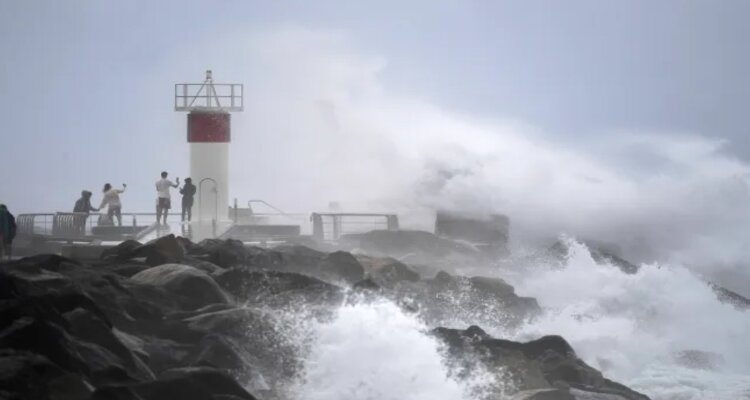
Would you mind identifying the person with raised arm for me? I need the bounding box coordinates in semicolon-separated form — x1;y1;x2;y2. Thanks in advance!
99;183;127;226
155;171;179;225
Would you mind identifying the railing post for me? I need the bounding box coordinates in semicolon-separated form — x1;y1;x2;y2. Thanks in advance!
312;213;323;241
233;198;238;223
332;215;340;241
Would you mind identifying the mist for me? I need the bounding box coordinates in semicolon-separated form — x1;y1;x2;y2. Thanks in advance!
197;27;750;290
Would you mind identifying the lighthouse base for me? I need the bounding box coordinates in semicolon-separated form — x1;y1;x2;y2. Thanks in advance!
190;142;229;222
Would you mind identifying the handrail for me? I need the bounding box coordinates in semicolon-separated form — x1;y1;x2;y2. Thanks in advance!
246;200;306;221
16;212;184;240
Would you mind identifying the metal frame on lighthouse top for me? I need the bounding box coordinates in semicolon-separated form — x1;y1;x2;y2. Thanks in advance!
175;70;243;112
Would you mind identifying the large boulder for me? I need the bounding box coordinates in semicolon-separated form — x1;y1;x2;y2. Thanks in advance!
134;235;186;266
64;307;154;381
100;240;143;262
315;251;365;285
0;254;266;399
434;326;650;400
356;256;420;288
197;239;259;268
0;258;172;339
103;235;186;266
181;307;301;391
394;271;540;329
179;257;223;275
0;317;134;386
0;349;93;400
214;268;343;308
130;264;230;310
92;367;257;400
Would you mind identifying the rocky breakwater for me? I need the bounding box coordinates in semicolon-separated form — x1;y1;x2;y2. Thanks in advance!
0;235;649;399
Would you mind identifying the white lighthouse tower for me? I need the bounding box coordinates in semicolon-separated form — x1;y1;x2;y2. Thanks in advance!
175;70;243;225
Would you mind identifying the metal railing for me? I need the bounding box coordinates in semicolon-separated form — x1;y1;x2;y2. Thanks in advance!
16;212;188;241
175;83;243;111
311;213;399;241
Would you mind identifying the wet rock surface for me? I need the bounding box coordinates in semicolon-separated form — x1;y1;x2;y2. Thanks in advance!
0;237;648;400
434;326;650;400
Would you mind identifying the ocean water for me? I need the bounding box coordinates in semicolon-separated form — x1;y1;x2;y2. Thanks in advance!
283;238;750;400
507;238;750;400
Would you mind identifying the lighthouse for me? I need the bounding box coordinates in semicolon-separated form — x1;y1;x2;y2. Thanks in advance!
175;70;243;223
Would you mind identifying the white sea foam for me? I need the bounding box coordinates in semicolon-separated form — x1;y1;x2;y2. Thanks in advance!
292;299;497;400
505;238;750;400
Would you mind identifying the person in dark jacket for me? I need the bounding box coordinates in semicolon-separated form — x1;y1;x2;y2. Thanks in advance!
180;177;197;222
0;204;17;260
73;190;99;234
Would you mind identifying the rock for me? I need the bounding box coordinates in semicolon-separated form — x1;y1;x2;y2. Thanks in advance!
179;240;364;286
135;235;186;266
186;333;254;371
359;256;420;288
100;240;143;261
137;336;193;373
198;239;257;268
315;251;365;285
183;307;301;386
510;389;575;400
64;307;154;381
214;268;343;307
90;385;144;400
100;262;153;278
130;264;229;310
352;278;382;292
708;282;750;311
94;367;257;400
394;271;540;329
433;326;650;400
176;236;207;257
0;317;137;386
0;349;93;400
180;257;223;275
157;366;256;399
248;245;365;286
103;235;186;266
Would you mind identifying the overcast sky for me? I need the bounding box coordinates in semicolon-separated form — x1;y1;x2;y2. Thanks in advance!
1;0;749;216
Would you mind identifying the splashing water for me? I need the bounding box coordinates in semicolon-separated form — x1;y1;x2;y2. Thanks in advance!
505;238;750;400
292;299;495;400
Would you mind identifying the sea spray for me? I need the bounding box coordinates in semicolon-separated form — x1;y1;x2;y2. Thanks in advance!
505;237;750;399
292;299;502;400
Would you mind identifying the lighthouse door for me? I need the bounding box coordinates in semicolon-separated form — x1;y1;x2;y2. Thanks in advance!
198;178;219;222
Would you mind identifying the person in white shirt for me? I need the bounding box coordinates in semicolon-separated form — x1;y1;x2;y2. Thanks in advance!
99;183;127;226
155;171;179;225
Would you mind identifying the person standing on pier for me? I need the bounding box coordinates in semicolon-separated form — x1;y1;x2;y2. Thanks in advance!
73;190;99;234
0;204;17;260
156;171;179;225
99;183;126;226
180;177;196;222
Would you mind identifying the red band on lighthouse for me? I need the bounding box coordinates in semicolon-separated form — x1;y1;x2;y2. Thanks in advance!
188;112;231;143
